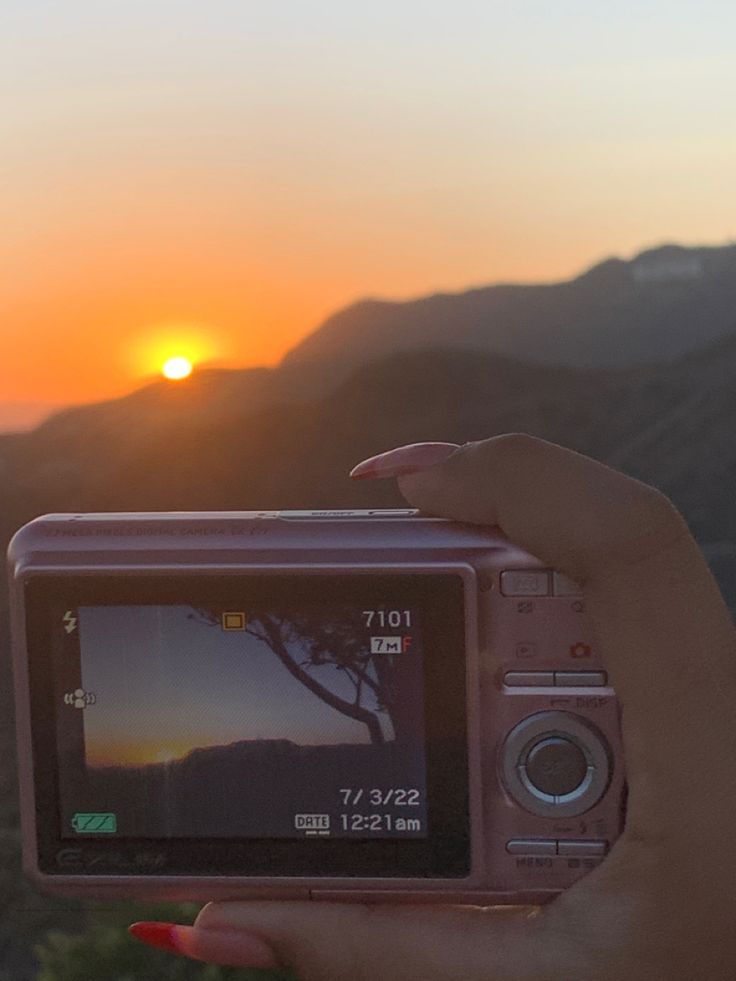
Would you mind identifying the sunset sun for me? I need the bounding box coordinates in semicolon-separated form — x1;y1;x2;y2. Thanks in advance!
162;356;193;380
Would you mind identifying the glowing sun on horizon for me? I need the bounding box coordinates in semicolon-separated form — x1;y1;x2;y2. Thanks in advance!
162;356;193;380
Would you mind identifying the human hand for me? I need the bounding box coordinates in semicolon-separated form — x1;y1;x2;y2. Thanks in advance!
130;435;736;980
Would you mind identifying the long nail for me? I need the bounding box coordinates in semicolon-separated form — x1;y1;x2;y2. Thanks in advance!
350;442;460;480
128;921;279;969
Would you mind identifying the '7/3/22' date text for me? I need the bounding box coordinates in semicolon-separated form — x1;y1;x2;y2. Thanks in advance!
339;788;422;806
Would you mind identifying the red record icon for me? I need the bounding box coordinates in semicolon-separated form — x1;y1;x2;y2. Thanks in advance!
569;642;592;658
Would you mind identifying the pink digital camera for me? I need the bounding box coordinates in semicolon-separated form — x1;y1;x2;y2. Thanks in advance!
8;510;625;904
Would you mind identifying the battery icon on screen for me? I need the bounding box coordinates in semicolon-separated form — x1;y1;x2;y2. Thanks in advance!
71;812;117;833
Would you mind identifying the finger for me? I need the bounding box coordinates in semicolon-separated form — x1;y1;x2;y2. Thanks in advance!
129;919;280;970
191;900;553;981
394;434;736;842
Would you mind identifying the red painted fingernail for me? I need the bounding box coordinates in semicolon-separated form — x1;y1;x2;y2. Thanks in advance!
350;441;460;480
128;921;182;955
128;920;279;969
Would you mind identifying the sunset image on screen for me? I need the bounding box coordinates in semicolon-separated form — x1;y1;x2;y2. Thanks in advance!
78;605;399;767
63;604;427;838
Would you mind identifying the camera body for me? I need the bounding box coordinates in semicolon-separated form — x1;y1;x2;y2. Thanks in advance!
8;509;624;904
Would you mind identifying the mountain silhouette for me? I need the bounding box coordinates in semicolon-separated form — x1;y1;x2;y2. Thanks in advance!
1;337;736;543
283;243;736;371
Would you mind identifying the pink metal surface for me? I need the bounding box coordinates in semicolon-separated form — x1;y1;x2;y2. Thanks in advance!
8;510;625;903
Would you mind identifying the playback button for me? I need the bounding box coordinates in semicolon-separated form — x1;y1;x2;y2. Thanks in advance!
504;671;554;687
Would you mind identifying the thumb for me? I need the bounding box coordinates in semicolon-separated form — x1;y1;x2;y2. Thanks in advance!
393;434;736;846
189;899;551;980
394;435;689;580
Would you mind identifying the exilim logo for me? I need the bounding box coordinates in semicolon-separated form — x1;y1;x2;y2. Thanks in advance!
55;848;168;870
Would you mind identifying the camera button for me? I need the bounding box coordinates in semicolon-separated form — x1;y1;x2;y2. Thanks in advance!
504;671;555;687
523;737;589;797
554;671;608;687
506;839;557;856
557;839;608;857
500;570;550;596
552;572;583;596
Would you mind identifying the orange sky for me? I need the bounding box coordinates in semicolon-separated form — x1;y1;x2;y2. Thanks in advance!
3;2;735;430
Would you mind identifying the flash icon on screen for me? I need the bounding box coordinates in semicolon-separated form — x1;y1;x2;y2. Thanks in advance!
62;610;77;634
221;612;247;631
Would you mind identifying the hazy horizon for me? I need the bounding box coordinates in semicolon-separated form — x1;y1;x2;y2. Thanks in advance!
0;239;629;433
2;236;731;434
78;605;403;767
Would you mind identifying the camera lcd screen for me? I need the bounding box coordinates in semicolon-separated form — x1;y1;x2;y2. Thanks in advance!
61;602;428;840
27;574;471;878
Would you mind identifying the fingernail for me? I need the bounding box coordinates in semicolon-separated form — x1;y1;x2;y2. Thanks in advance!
350;441;460;480
128;921;279;969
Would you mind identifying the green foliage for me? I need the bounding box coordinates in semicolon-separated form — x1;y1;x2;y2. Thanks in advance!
33;926;295;981
33;902;296;981
0;826;88;980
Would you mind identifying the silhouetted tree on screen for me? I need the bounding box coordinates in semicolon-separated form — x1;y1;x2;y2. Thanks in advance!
189;609;419;746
